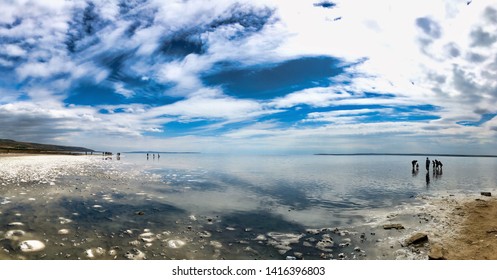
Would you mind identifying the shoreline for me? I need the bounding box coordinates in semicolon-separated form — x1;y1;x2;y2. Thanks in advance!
0;152;99;157
380;194;497;260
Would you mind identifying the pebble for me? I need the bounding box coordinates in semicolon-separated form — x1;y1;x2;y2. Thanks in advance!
58;229;70;235
8;222;25;227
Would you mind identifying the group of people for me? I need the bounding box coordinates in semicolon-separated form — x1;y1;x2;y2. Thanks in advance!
411;157;443;185
430;158;443;171
146;153;160;160
411;157;444;173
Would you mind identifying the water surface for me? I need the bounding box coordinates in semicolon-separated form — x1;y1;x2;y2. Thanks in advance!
0;154;495;260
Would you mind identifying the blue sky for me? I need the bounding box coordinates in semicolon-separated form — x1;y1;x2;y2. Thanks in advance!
1;0;497;154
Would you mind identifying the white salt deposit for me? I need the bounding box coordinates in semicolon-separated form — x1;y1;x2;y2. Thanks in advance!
124;249;146;260
5;229;26;240
58;217;72;224
18;240;45;253
167;239;186;249
254;234;267;241
267;232;305;254
139;232;156;243
209;241;223;248
84;247;106;259
198;231;212;238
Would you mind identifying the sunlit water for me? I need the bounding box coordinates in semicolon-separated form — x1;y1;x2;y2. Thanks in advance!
0;154;496;260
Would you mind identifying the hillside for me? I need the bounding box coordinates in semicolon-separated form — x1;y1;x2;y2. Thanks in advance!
0;139;94;154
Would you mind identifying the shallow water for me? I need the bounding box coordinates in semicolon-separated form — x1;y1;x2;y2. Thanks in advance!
0;154;495;260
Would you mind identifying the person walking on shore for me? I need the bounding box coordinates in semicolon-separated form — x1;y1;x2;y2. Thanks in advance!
425;157;430;172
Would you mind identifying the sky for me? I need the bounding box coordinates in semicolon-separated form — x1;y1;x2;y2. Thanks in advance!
0;0;497;154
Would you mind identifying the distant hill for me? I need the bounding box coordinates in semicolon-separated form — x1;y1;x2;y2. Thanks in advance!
0;139;94;154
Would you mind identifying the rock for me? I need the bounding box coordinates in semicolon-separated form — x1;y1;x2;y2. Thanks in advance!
481;192;492;197
428;243;446;260
286;256;297;260
405;233;428;246
383;224;405;230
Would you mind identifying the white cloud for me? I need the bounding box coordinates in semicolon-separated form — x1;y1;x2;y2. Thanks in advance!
114;83;134;98
146;88;274;121
3;44;27;57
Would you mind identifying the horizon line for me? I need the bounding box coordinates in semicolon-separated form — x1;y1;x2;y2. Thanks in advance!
314;153;497;158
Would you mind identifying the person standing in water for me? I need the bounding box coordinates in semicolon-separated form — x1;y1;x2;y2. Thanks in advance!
425;157;430;172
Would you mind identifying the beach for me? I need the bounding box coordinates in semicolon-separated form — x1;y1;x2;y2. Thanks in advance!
433;196;497;260
0;154;496;260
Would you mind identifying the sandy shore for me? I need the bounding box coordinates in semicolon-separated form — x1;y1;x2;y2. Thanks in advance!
433;196;497;260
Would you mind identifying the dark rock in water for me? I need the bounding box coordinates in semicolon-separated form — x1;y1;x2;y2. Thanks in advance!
481;192;492;197
405;233;428;246
135;211;145;215
428;243;446;260
383;224;405;230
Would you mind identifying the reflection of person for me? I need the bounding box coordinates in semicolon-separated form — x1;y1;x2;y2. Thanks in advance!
425;157;430;171
426;172;430;186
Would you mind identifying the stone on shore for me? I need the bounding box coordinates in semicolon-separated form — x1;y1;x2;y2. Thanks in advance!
428;243;446;260
481;192;491;197
383;224;405;230
405;232;428;246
